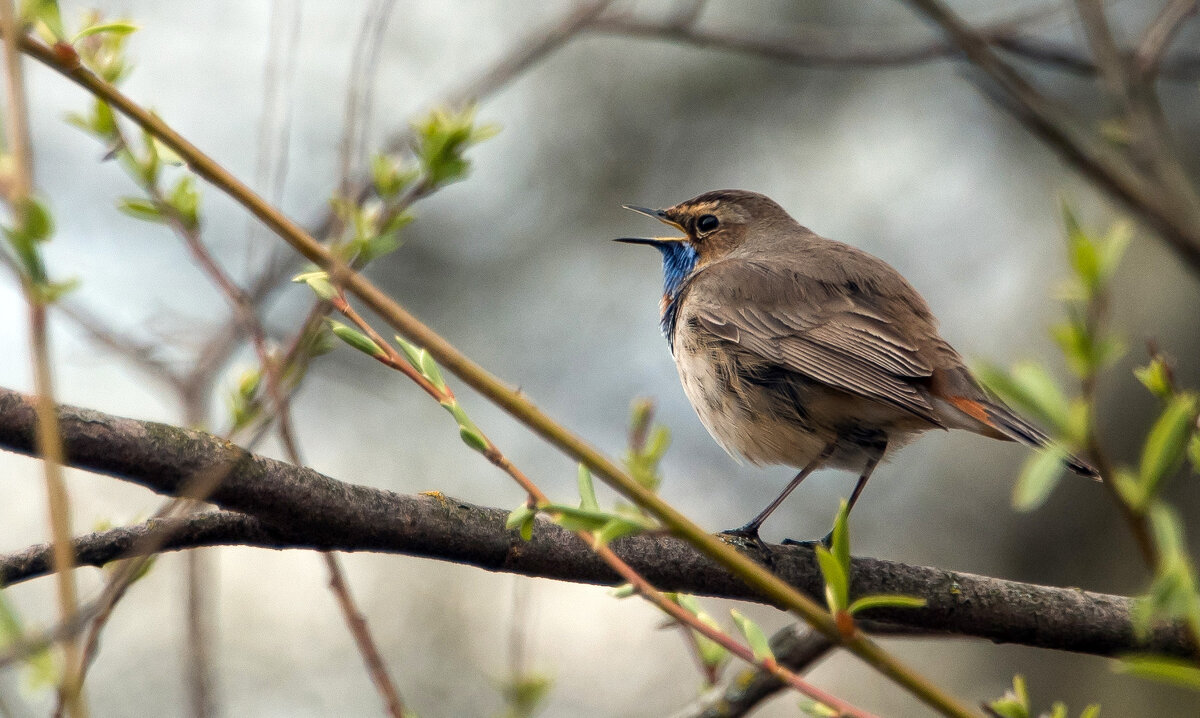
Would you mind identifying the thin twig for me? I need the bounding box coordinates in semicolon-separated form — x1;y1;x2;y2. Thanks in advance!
0;2;84;714
588;8;1200;79
1136;0;1199;78
245;0;301;271
322;553;407;718
900;0;1200;278
190;0;620;405
336;0;396;198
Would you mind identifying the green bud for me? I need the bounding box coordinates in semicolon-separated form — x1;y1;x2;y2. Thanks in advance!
292;270;337;301
1138;393;1200;503
418;350;447;390
1135;358;1174;400
729;609;773;662
458;425;489;453
327;319;383;358
117;196;166;224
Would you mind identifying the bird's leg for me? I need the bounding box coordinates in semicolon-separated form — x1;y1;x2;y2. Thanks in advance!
721;442;836;551
783;440;886;548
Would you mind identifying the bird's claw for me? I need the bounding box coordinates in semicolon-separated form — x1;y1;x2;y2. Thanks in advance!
780;530;834;550
718;525;773;559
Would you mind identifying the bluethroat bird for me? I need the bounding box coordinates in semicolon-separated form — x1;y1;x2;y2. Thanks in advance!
617;189;1099;546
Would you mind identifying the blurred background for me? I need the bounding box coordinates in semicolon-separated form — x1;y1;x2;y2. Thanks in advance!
2;0;1200;715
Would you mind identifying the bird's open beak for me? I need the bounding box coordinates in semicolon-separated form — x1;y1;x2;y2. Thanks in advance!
613;236;689;247
616;204;688;247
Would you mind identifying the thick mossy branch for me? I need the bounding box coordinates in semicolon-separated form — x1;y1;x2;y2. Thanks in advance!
0;385;1189;658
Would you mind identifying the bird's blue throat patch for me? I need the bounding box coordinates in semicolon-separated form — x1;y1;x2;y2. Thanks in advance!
654;241;699;349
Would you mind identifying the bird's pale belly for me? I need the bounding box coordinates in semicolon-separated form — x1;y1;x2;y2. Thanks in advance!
673;338;931;471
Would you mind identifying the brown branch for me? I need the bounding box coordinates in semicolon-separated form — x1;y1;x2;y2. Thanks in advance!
171;0;617;419
322;552;407;718
0;386;1191;660
671;621;926;718
588;11;1200;79
900;0;1200;277
1137;0;1199;78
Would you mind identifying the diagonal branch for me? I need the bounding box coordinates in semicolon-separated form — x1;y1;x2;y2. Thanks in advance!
900;0;1200;277
588;11;1200;79
0;386;1191;660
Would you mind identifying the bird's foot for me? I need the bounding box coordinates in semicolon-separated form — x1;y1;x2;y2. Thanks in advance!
718;524;773;560
781;530;834;550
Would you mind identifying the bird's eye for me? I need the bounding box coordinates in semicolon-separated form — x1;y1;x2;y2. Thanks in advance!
696;214;720;233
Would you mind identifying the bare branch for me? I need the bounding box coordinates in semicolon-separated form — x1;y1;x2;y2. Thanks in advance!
1137;0;1199;78
588;10;1200;78
183;0;619;409
901;0;1200;276
0;386;1192;660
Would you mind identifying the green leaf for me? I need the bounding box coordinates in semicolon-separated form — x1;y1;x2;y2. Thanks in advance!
577;464;599;511
729;609;773;662
458;425;489;453
327;319;383;358
168;175;201;229
1135;358;1174;400
370;153;419;198
975;361;1069;434
608;583;636;599
21;0;65;42
1132;505;1200;639
815;546;849;613
0;589;57;689
18;196;54;242
394;335;423;369
1079;705;1101;718
545;504;609;533
1011;362;1071;432
830;499;850;578
988;674;1031;718
117;196;166;223
847;594;926;615
1137;393;1199;505
1117;653;1200;690
292;270;336;301
1064;208;1101;294
1097;220;1131;282
673;594;728;671
1189;434;1200;475
1012;446;1068;511
413;105;499;188
798;700;840;717
593;517;645;546
72;21;139;43
505;504;536;541
497;671;553;718
418;350;447;390
1112;469;1144;510
35;277;79;304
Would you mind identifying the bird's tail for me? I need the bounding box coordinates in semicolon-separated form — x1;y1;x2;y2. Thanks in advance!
968;398;1100;481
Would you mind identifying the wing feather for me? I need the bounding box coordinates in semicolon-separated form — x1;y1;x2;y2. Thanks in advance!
685;259;942;424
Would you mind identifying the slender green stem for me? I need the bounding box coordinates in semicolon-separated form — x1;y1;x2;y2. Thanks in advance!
13;32;977;718
0;10;85;716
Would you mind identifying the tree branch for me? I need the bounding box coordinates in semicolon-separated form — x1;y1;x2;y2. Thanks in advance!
587;11;1200;79
0;386;1190;660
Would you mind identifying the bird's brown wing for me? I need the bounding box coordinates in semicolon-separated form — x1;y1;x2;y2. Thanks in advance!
683;258;943;425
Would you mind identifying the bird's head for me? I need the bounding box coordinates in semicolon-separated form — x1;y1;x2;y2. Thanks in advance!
615;189;791;269
616;190;793;338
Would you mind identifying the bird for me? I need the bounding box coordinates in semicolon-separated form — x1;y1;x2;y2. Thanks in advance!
616;189;1099;546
